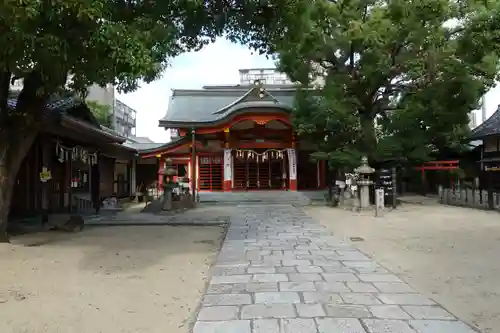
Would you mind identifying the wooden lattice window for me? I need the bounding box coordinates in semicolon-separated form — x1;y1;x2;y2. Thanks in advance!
198;155;223;191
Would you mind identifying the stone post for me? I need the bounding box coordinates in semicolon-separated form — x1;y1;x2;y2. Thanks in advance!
375;188;384;217
223;148;232;191
287;148;297;191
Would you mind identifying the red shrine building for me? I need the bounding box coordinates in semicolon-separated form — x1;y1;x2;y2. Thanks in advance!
139;68;327;192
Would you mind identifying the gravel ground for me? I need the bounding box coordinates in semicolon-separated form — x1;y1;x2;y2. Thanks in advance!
0;224;225;333
304;204;500;333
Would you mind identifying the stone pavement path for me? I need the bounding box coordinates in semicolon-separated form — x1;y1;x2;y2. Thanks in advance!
193;205;478;333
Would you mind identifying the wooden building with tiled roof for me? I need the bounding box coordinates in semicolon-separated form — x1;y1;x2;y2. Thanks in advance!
9;94;137;220
138;81;326;193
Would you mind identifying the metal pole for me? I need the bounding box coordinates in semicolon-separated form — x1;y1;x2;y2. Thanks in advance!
191;128;196;202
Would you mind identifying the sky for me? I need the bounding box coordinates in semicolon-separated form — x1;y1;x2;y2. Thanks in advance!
117;38;274;143
117;37;500;143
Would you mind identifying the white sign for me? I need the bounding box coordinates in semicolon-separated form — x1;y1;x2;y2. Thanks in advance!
224;149;232;181
287;148;297;180
375;188;385;209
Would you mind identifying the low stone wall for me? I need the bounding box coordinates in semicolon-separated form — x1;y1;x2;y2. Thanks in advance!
438;186;500;211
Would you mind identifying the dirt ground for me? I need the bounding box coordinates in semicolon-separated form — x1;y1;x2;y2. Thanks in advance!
304;204;500;333
0;224;225;333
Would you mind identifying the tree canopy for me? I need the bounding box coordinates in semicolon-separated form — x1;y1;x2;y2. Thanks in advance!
87;100;112;128
0;0;314;241
276;0;500;168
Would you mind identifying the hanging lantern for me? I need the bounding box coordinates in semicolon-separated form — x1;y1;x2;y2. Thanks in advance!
58;147;65;163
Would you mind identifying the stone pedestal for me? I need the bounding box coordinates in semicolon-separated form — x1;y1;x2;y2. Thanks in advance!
162;189;172;211
359;182;371;208
354;156;375;210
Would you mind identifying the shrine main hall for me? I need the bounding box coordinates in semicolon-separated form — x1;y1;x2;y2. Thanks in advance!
139;68;327;192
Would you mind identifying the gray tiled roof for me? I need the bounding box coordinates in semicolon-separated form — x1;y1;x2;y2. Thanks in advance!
128;136;156;144
134;137;187;154
159;87;296;127
124;141;166;151
7;94;80;112
471;105;500;139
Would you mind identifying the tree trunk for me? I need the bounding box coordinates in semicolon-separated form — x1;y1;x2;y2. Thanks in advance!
0;132;38;242
0;70;45;242
359;114;377;161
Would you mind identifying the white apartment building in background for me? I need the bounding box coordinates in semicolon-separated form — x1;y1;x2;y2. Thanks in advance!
86;84;115;108
469;111;478;129
113;99;137;138
239;68;294;85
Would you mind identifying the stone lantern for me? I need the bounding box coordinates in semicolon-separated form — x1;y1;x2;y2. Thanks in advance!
162;158;177;211
354;156;375;209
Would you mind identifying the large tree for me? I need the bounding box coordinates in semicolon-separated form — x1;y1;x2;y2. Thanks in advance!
276;0;500;169
0;0;311;241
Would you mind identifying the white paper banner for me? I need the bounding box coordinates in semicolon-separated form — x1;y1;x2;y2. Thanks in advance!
287;148;297;180
224;149;232;181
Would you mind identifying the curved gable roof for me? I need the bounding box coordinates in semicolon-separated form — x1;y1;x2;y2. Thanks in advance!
159;87;296;128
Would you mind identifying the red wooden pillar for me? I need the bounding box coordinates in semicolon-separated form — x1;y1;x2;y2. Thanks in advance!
157;155;164;189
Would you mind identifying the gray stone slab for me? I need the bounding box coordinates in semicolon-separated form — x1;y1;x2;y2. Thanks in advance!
297;265;323;273
316;318;367;333
409;320;477;333
315;282;350;293
313;259;343;267
296;303;326;317
194;205;466;333
245;282;279;292
369;305;411;319
255;292;301;304
211;275;252;284
253;274;289;282
276;266;297;274
207;283;246;294
289;273;324;282
378;293;436;305
346;282;378;293
282;259;312;266
211;266;248;276
362;319;415;333
303;292;343;304
280;281;317;292
193;320;251;333
373;282;417;293
281;318;318;333
403;306;455;320
241;304;296;319
341;293;381;305
248;267;276;274
252;319;279;333
203;294;252;306
198;306;240;321
324;304;371;318
322;273;359;282
321;266;355;273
